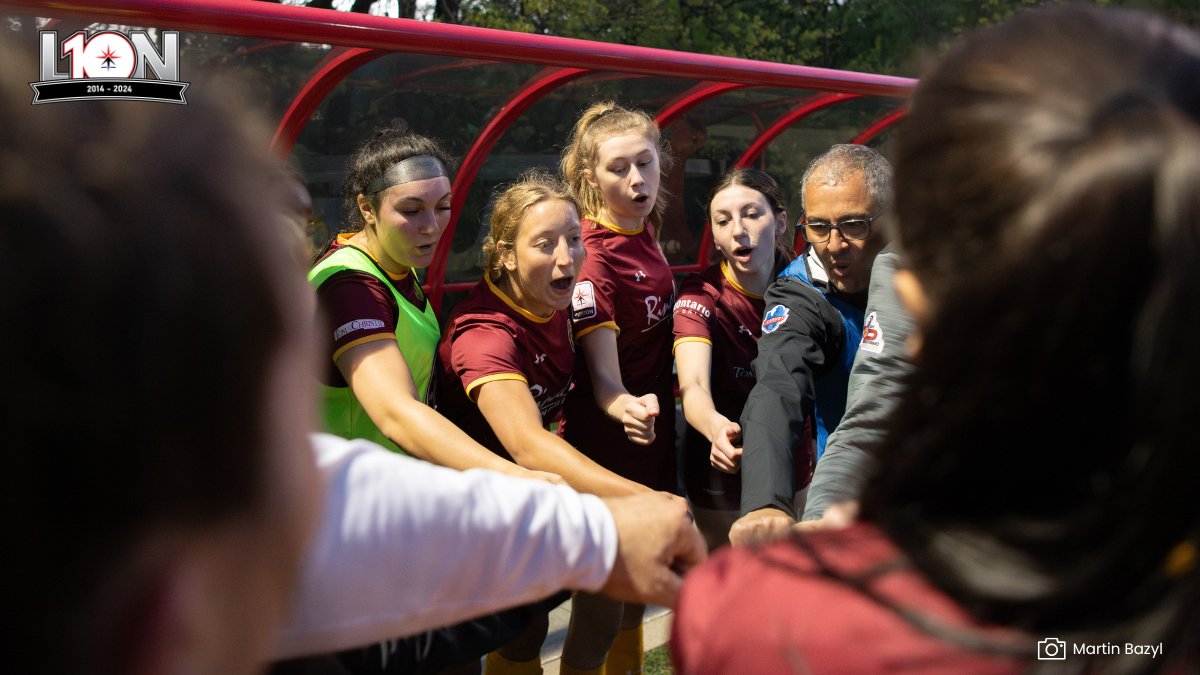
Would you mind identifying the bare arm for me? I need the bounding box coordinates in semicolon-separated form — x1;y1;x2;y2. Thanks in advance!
578;327;659;445
336;340;560;483
675;340;742;474
476;379;648;497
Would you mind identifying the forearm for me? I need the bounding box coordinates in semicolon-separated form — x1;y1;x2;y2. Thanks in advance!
679;386;724;443
803;246;912;521
278;434;617;658
737;277;831;516
509;429;648;497
592;384;635;423
738;356;811;516
378;401;518;473
801;438;877;521
738;417;801;517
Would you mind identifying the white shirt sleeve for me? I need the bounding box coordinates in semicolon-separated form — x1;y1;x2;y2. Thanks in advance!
274;433;618;658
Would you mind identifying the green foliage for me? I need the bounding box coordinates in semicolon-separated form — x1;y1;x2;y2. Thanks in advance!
282;0;1200;75
450;0;1054;76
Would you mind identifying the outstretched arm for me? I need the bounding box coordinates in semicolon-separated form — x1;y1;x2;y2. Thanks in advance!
675;340;742;474
803;248;913;522
276;435;705;658
337;340;559;483
578;327;660;446
476;379;649;497
731;276;842;545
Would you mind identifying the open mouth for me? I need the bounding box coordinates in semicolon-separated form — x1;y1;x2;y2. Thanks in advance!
632;194;649;205
733;245;753;259
550;276;574;291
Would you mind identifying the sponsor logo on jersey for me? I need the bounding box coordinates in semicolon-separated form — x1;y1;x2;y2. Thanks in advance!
334;318;385;341
643;294;671;331
634;269;646;282
761;304;789;334
860;311;884;354
672;298;711;318
571;280;596;320
532;382;572;420
534;353;546;364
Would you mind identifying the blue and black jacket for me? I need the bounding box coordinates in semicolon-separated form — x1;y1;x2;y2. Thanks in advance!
738;250;866;517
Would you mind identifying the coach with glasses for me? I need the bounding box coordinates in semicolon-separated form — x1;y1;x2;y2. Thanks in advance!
728;144;893;546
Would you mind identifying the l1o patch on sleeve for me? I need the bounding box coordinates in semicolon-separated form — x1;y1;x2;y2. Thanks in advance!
761;304;790;334
859;311;884;353
571;280;596;321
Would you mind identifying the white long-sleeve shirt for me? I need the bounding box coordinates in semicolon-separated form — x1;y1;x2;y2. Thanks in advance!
275;434;618;658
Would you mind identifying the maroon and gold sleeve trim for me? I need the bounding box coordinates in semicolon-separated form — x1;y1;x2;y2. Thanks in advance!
574;320;619;341
464;372;528;400
331;333;395;363
672;336;713;355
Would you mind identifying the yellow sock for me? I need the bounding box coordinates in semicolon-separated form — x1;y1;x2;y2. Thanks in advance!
605;625;643;675
558;663;604;675
484;650;543;675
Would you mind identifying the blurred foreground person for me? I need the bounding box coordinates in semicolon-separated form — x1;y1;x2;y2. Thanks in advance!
673;5;1199;674
0;39;704;675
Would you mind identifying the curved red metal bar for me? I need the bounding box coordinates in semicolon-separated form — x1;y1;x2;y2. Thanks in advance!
12;0;916;98
850;105;907;146
426;66;589;310
678;93;859;265
734;93;861;169
271;46;383;155
655;81;749;129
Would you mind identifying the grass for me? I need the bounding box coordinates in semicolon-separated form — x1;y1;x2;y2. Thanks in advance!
644;644;674;675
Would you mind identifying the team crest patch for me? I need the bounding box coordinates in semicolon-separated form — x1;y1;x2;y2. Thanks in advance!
571;280;596;321
761;304;789;334
860;311;884;354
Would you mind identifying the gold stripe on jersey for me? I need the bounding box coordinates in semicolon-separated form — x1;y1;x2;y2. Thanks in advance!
330;332;395;363
721;260;764;300
485;274;553;323
464;372;528;400
575;320;620;340
589;216;644;235
672;336;713;354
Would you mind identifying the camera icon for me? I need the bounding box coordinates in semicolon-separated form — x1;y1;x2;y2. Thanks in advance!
1038;637;1067;660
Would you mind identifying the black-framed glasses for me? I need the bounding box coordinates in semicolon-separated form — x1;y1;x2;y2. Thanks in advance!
800;209;884;243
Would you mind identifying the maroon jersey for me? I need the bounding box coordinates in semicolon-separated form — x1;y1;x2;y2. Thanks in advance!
673;523;1027;675
313;234;427;387
673;261;764;510
435;276;575;460
562;217;677;492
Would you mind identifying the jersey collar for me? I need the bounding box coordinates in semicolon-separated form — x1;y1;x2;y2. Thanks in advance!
589;216;644;236
485;274;553;323
721;260;764;300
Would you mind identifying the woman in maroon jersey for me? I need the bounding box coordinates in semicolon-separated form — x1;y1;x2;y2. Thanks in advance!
673;5;1200;673
435;171;660;674
673;168;793;550
557;102;678;675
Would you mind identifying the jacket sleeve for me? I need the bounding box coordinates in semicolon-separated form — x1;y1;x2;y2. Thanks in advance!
738;276;845;516
802;248;915;521
275;433;617;658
